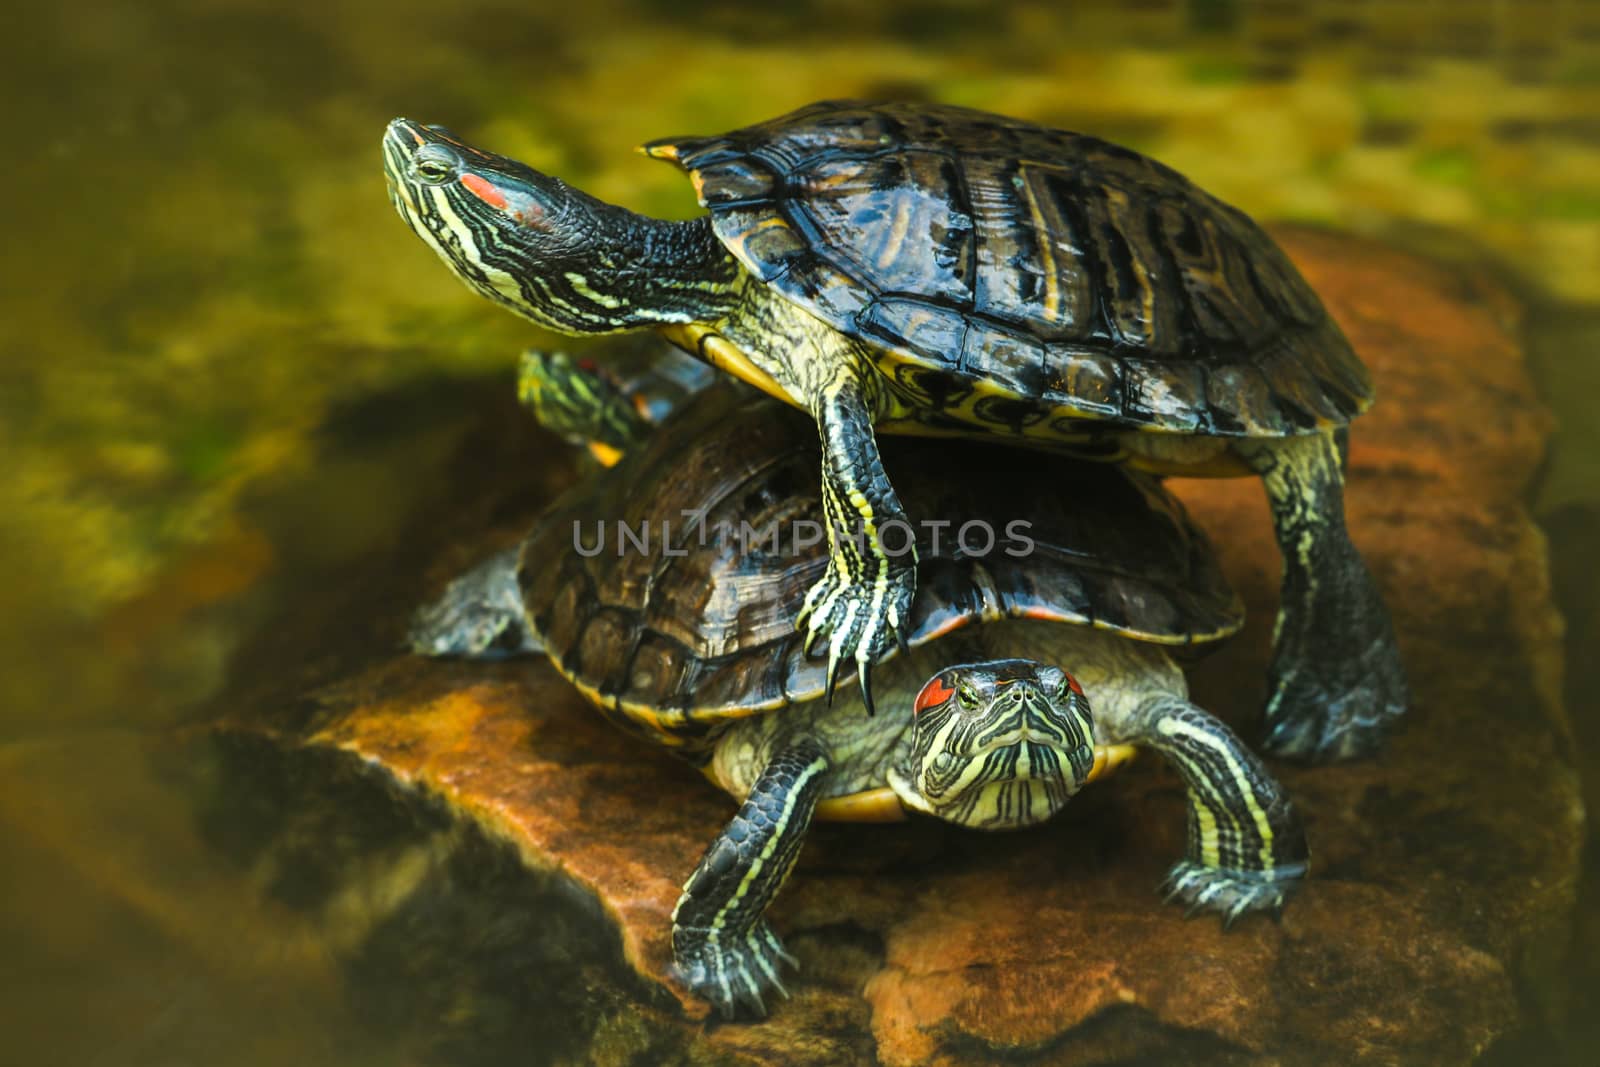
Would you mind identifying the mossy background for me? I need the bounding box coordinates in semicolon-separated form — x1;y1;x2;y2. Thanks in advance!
1;0;1597;1062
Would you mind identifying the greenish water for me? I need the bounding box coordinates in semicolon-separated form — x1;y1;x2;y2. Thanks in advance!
3;1;1598;1063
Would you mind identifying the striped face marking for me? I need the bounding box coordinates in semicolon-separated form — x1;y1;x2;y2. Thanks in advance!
902;660;1097;829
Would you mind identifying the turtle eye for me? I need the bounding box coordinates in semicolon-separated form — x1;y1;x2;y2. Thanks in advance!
412;146;458;184
415;159;451;183
957;685;980;710
1054;672;1084;702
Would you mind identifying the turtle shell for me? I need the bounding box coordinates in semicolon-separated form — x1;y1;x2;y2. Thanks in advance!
520;384;1242;752
644;100;1371;437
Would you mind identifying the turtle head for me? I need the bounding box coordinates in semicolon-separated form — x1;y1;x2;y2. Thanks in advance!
383;118;600;330
888;659;1097;830
383;119;740;334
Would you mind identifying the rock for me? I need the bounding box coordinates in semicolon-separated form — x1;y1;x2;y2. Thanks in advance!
221;229;1577;1065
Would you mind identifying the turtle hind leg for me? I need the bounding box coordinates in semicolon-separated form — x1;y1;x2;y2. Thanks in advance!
1238;429;1408;763
1126;698;1310;925
671;737;828;1018
408;546;538;659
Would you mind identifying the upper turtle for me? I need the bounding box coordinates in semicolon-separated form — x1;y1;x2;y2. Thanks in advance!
643;100;1371;436
384;102;1405;763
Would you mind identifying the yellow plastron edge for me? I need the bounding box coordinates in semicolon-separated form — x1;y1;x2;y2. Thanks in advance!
1084;742;1139;784
658;323;796;407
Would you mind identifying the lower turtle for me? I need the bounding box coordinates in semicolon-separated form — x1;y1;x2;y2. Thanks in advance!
414;372;1309;1019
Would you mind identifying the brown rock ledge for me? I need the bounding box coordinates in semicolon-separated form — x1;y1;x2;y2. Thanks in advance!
221;230;1576;1065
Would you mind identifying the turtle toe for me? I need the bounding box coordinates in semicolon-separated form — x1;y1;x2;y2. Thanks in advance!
1160;860;1306;927
671;920;796;1019
798;559;915;710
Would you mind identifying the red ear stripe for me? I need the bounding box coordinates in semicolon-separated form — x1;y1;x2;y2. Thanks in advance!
458;173;509;210
1065;673;1084;697
914;675;955;715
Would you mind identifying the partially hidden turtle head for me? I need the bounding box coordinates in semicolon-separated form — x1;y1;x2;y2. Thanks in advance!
888;659;1098;830
517;349;646;460
383;119;740;334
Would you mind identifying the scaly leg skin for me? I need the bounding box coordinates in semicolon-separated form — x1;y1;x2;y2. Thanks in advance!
408;546;539;659
1127;698;1309;926
795;373;917;713
671;738;828;1019
1239;429;1409;763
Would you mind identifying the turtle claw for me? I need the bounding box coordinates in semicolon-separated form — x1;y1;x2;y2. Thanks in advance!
761;924;799;971
1159;860;1304;927
857;659;875;718
802;622;826;660
1257;526;1408;764
1222;895;1260;931
1160;875;1192;907
798;557;915;716
671;920;797;1020
823;645;845;709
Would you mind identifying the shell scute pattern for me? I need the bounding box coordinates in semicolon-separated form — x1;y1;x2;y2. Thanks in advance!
689;157;778;206
1125;358;1207;431
796;149;976;310
860;297;966;367
1045;348;1124;415
651;100;1372;438
957;324;1045;398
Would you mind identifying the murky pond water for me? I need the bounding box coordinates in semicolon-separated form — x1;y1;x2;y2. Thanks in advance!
4;1;1598;1063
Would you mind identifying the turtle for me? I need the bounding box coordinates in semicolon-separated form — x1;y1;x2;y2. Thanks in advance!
412;367;1310;1019
383;98;1406;763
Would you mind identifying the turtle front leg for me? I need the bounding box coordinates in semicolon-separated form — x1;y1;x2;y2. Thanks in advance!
796;371;918;712
1238;429;1408;763
1124;698;1309;925
672;737;829;1018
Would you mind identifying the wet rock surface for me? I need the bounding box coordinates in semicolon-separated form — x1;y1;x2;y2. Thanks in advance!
221;230;1577;1065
